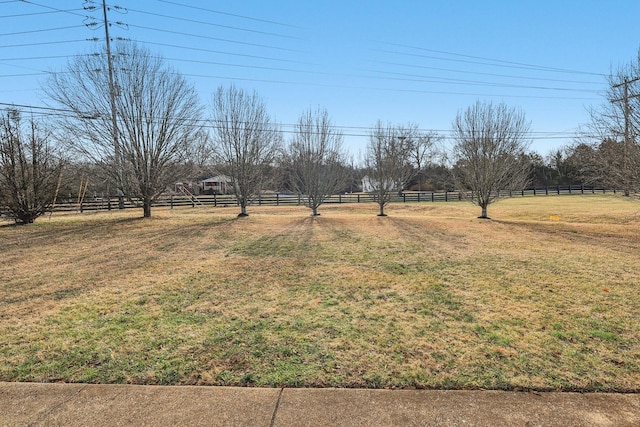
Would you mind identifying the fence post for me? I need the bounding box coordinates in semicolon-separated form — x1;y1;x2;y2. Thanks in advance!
276;193;279;206
339;194;342;204
170;195;174;209
581;185;584;194
431;192;434;202
445;191;448;202
108;198;112;211
357;194;360;203
403;193;406;203
557;185;560;195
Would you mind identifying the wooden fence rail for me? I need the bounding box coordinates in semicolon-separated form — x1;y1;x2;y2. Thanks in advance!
13;185;614;214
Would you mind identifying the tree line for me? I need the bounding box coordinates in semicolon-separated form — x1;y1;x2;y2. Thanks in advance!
1;43;639;224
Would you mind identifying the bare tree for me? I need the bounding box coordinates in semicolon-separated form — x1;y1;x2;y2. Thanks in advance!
406;129;441;191
580;50;640;195
452;101;531;219
0;110;66;224
211;85;281;217
45;42;202;217
364;121;415;216
288;108;348;216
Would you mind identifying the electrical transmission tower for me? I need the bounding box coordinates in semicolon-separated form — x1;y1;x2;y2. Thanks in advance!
83;0;128;208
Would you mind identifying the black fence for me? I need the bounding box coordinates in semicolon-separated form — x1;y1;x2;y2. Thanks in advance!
19;185;616;214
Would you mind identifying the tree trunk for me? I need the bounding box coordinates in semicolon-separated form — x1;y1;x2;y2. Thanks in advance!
238;200;248;217
16;212;36;224
377;202;386;217
479;205;488;219
143;199;152;218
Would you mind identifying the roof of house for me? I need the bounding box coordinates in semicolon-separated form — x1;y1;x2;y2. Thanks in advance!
201;175;231;183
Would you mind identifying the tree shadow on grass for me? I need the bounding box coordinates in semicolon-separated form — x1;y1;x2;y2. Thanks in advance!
491;218;640;255
226;216;319;259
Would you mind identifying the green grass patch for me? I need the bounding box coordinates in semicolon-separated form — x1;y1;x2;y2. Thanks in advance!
1;197;639;391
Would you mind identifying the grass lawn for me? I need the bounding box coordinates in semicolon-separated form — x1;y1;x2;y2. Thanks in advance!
1;195;639;391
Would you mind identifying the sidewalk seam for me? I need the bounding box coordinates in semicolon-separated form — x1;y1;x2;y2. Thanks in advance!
269;387;284;427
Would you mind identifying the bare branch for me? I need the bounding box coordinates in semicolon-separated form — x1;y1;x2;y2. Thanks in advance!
364;121;416;216
0;110;66;224
288;107;348;216
576;49;640;195
45;42;203;217
452;101;531;219
210;85;282;217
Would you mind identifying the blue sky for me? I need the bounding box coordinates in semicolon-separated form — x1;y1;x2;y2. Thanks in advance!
2;0;640;159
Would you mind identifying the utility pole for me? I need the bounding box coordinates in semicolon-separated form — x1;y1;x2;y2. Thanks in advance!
611;76;640;196
101;0;125;209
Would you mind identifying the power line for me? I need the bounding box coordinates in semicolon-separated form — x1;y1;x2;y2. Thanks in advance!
127;23;300;52
126;7;299;40
356;71;599;94
3;1;604;94
0;101;94;115
372;48;603;78
0;39;89;48
133;39;309;64
0;72;47;78
0;58;57;75
375;41;606;77
0;101;582;141
16;0;97;19
153;0;301;28
176;72;599;101
0;48;599;97
118;5;600;95
0;63;596;101
0;53;94;74
5;49;598;93
366;63;602;85
162;56;316;76
0;0;612;135
0;8;84;18
0;25;86;37
0;54;88;62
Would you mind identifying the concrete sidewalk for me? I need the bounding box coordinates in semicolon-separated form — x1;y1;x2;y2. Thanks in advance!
1;382;639;426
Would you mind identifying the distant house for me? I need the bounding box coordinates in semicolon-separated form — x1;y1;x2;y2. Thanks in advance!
200;175;232;195
361;175;396;193
361;175;376;193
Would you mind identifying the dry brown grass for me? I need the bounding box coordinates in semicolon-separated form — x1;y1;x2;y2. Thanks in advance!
1;195;639;390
